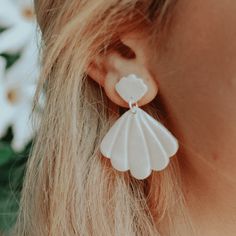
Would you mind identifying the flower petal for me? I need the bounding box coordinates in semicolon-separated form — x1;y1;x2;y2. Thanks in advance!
0;0;21;27
11;104;35;152
0;21;32;54
0;57;6;80
16;0;34;11
5;31;40;84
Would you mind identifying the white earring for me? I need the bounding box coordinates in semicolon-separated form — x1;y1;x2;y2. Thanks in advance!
100;74;179;180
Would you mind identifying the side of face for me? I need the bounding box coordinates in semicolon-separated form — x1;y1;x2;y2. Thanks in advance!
88;0;236;163
151;0;236;162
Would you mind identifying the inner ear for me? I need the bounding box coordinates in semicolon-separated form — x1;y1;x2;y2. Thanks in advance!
113;39;136;59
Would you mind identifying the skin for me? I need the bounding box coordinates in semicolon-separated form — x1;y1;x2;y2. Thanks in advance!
89;0;236;235
153;1;236;235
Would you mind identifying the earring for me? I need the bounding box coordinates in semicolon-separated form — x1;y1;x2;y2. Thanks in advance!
100;74;179;180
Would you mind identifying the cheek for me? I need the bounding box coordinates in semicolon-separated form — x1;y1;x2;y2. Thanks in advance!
151;0;236;155
155;0;236;109
168;0;236;83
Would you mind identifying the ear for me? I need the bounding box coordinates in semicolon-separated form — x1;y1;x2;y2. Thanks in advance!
87;32;158;108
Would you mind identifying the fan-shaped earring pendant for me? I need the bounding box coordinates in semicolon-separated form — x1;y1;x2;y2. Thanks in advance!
100;74;179;180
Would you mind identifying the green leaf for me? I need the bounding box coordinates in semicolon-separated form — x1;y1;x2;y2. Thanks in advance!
0;53;21;69
0;136;31;233
0;27;6;33
0;153;28;232
0;143;15;166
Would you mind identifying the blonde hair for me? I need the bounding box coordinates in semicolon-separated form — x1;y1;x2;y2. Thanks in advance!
14;0;193;235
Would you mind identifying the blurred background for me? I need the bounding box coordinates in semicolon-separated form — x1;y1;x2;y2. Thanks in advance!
0;0;41;234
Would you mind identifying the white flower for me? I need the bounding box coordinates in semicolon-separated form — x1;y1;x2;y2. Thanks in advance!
0;36;41;152
0;0;37;54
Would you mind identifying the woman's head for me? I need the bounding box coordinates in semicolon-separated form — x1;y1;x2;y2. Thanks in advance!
14;1;189;235
14;0;236;235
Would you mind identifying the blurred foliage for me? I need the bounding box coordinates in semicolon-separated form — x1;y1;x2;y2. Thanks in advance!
0;53;30;233
0;53;21;69
0;28;6;34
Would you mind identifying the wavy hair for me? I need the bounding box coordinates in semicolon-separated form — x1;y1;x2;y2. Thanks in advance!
14;0;193;235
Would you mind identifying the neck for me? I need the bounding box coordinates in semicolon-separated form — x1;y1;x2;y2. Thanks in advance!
158;71;236;234
166;96;236;235
179;138;236;235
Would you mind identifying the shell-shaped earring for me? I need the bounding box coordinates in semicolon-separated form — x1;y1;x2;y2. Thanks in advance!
100;74;179;180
